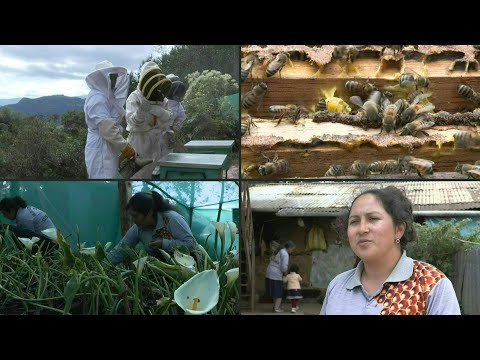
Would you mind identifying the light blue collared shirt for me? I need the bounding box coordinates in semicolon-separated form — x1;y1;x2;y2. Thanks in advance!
320;251;461;315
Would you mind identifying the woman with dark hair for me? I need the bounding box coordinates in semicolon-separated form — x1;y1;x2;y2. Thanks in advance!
265;240;296;313
0;196;57;251
107;191;198;265
321;186;460;315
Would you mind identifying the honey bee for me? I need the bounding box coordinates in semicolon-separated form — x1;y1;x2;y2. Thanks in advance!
382;45;404;57
380;99;406;134
269;105;309;126
382;160;401;174
368;160;400;174
315;99;327;112
457;84;480;105
242;82;268;111
407;90;430;104
467;169;480;179
241;53;257;82
399;156;434;176
333;46;361;74
407;159;434;177
380;91;395;112
399;117;435;137
332;46;359;62
241;112;257;136
399;67;429;89
400;97;435;126
455;163;480;177
453;131;480;150
350;160;368;177
345;80;376;97
350;90;382;127
324;164;345;177
266;52;292;78
258;153;289;176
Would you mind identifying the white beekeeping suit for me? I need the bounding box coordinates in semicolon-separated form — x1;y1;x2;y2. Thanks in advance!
165;74;187;154
84;60;133;179
126;62;173;178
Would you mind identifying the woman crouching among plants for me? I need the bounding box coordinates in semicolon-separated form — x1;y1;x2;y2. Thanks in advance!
107;191;198;265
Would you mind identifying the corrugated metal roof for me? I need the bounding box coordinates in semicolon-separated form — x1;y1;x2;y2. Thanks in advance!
249;181;480;216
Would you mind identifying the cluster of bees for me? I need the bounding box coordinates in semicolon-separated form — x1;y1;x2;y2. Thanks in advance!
335;74;436;136
241;48;442;137
241;47;480;178
325;156;435;178
241;51;301;135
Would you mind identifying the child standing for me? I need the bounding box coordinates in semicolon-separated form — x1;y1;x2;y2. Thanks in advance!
283;263;303;313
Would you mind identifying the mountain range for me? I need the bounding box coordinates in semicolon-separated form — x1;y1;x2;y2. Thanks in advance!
0;98;22;106
1;95;86;116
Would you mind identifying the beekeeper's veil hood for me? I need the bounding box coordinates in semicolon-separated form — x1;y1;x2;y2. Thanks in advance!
138;61;172;102
86;60;129;101
166;73;186;102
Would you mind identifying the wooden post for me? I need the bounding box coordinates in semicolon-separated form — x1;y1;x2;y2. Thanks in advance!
118;181;130;236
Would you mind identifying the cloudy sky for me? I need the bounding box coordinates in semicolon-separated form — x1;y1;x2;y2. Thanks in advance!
0;45;169;99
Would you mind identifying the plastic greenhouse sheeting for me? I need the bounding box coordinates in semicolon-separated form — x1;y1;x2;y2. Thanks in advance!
132;181;239;260
0;181;122;248
223;93;239;115
1;181;239;259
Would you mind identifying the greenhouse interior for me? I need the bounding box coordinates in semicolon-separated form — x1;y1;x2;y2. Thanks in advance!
0;180;240;315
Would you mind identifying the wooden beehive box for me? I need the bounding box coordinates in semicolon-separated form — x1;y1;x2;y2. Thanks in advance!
241;45;480;179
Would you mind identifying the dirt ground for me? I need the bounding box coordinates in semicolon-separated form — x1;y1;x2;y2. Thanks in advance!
241;300;322;315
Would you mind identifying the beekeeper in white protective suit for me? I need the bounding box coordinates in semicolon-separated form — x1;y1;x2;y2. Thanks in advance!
84;60;135;179
125;62;174;178
164;74;187;153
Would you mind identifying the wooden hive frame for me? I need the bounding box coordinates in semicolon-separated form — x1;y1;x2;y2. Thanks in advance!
241;45;480;179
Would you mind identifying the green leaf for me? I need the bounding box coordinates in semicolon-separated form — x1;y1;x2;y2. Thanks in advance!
63;273;80;314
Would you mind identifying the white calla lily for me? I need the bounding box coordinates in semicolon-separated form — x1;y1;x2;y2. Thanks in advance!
212;222;226;241
227;221;237;245
225;268;239;286
174;269;219;315
174;250;196;271
132;256;148;276
18;237;41;251
41;228;58;243
80;247;96;256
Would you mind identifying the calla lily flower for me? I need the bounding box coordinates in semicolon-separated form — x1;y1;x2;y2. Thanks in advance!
225;268;239;286
80;247;96;256
212;221;227;256
227;221;237;245
174;250;196;271
132;256;148;276
18;237;40;251
174;269;219;315
41;228;58;243
212;222;226;243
